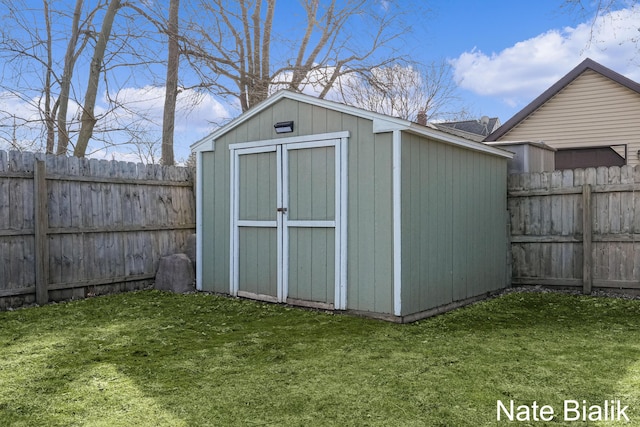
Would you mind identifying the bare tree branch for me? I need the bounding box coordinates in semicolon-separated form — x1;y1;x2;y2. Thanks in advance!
337;60;471;122
74;0;122;157
182;0;413;112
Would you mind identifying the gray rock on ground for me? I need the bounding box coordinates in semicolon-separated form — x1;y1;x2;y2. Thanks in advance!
155;253;195;293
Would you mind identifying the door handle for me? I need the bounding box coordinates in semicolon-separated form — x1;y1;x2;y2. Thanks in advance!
277;207;288;213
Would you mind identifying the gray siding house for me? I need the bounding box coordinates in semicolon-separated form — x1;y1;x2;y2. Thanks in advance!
191;90;513;322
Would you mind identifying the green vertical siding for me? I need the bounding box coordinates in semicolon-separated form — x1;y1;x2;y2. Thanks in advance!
238;152;277;221
287;145;336;304
288;228;335;303
346;119;393;314
200;148;230;293
237;150;278;298
400;133;508;315
288;146;335;221
199;97;394;314
239;227;277;296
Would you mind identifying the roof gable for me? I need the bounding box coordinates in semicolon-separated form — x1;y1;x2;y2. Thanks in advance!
485;58;640;141
192;90;512;158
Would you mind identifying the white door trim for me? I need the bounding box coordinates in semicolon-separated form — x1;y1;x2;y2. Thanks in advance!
229;131;349;151
282;139;344;308
229;133;348;309
229;144;280;298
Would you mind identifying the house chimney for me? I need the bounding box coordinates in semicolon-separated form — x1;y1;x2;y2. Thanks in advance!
416;110;427;126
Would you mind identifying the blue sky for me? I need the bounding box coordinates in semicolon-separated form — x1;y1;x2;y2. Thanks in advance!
176;0;638;159
1;1;640;163
422;0;640;122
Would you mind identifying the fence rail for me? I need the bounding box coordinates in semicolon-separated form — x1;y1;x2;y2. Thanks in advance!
0;150;195;309
508;165;640;293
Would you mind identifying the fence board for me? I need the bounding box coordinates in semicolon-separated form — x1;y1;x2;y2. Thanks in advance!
34;161;48;304
0;150;195;309
509;165;640;294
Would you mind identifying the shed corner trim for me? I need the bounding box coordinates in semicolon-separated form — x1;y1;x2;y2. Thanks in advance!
195;150;204;291
190;136;215;153
392;129;402;316
373;118;408;134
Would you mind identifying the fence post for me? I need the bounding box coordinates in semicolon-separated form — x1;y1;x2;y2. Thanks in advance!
34;160;49;305
582;184;592;295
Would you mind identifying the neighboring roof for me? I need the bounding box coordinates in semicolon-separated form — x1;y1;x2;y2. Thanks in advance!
484;58;640;142
192;90;513;159
433;117;501;142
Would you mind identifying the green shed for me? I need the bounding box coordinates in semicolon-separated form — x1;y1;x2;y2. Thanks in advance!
191;90;513;322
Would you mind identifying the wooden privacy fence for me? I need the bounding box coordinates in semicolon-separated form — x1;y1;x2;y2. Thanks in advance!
0;150;195;309
508;165;640;293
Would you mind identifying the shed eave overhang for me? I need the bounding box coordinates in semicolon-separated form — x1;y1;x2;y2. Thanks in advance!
405;124;514;159
486;140;557;152
190;90;513;159
190;134;215;152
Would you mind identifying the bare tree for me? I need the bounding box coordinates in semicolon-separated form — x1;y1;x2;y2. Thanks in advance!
56;0;98;155
0;0;419;161
563;0;629;20
0;0;58;152
161;0;180;166
0;0;169;159
74;0;122;157
336;60;471;122
182;0;412;112
562;1;640;50
43;0;55;152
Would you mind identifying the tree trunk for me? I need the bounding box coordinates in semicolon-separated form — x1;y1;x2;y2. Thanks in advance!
161;0;180;166
43;0;55;153
74;0;121;157
56;0;84;155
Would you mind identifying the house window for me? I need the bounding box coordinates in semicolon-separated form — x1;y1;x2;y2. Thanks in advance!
555;145;627;170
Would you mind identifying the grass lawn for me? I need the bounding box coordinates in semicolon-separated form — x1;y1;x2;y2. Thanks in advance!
1;290;640;426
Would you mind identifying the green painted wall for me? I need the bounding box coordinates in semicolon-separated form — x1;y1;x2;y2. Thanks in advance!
239;227;277;296
200;97;508;317
287;146;336;304
287;146;335;221
200;150;230;293
199;98;394;314
344;121;393;315
238;151;277;222
400;133;508;315
288;228;335;303
237;150;278;297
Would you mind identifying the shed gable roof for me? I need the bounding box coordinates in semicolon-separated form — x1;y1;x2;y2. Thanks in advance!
484;58;640;142
192;90;512;158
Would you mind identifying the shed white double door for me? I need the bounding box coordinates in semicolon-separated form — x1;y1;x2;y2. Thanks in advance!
230;134;347;309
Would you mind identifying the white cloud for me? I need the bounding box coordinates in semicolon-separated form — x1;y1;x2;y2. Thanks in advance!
174;89;233;133
0;93;41;122
0;93;48;151
101;85;233;135
269;67;331;98
0;85;233;162
451;6;640;108
89;85;234;162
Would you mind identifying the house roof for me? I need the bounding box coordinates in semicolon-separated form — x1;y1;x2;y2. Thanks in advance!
192;90;513;158
484;58;640;142
433;117;501;142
